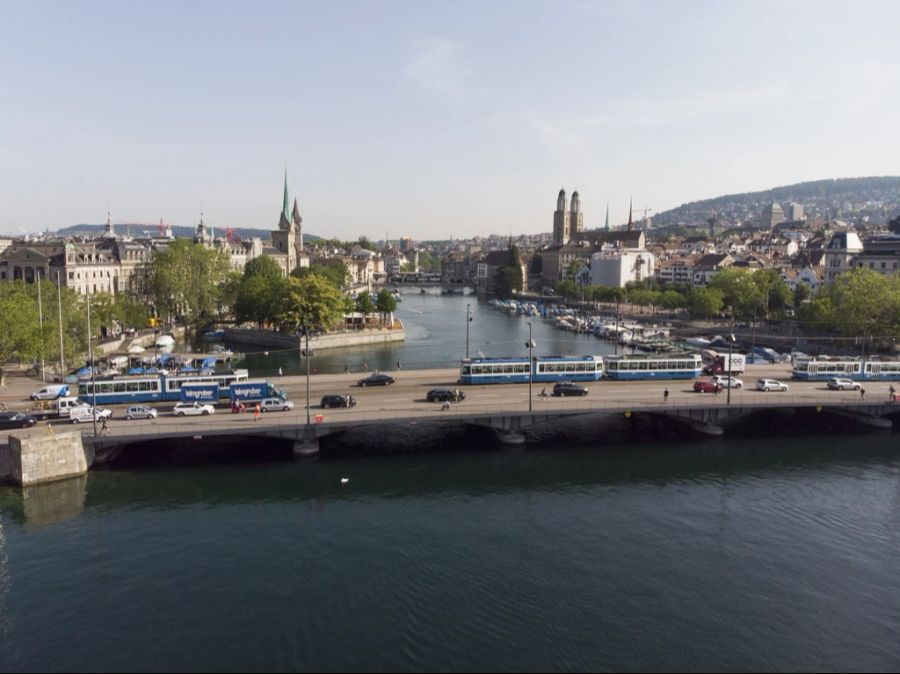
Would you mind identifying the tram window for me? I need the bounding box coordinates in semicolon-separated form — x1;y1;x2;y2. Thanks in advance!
596;363;603;371
100;384;113;394
503;365;513;374
638;362;647;371
114;383;126;393
461;366;471;375
78;385;87;395
518;365;529;374
127;382;139;392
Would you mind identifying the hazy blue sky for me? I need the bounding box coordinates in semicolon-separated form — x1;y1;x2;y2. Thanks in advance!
2;0;899;239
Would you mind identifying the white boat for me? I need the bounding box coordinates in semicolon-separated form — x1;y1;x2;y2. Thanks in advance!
155;335;175;348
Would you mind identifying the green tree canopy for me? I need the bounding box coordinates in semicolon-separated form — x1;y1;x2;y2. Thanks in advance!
688;287;725;319
279;275;346;331
800;268;900;338
145;239;232;327
291;261;348;290
355;291;376;314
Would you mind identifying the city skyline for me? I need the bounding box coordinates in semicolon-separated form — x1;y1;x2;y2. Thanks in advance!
2;0;900;238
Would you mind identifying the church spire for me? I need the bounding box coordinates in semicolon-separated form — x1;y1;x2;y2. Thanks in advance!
605;201;610;231
627;197;633;232
278;168;292;230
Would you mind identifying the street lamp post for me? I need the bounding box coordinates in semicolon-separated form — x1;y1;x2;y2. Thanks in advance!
56;272;65;377
300;325;311;428
465;303;471;359
37;274;45;382
87;292;97;437
526;322;535;414
727;309;735;407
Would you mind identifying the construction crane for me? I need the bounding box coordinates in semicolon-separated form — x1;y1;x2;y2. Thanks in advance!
118;219;173;238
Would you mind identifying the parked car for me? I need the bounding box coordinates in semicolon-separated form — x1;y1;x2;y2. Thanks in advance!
712;375;743;389
827;378;861;391
756;379;789;392
693;379;723;393
426;389;465;403
70;405;112;424
320;394;357;409
29;384;69;401
259;397;294;412
357;373;395;387
0;412;38;430
553;382;589;397
172;402;215;416
126;405;158;420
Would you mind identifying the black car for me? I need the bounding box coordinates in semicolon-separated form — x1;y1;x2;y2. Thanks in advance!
552;382;588;397
321;394;357;409
426;389;465;403
357;373;395;387
0;412;38;430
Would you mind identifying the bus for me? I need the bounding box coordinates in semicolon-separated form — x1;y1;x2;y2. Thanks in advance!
458;355;604;385
792;357;900;381
604;354;703;380
78;369;250;405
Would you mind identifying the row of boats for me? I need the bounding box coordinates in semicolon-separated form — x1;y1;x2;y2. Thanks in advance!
487;299;680;353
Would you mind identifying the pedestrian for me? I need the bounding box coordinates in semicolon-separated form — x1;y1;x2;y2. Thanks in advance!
663;387;670;403
363;361;369;373
397;360;401;371
540;387;548;398
254;403;261;422
344;364;350;374
860;387;866;401
100;415;109;434
890;385;897;401
278;367;283;377
441;400;451;411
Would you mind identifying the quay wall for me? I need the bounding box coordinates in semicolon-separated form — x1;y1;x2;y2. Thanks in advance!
225;325;405;352
9;431;90;486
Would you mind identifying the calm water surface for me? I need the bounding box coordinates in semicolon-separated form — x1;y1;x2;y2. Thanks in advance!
2;434;900;672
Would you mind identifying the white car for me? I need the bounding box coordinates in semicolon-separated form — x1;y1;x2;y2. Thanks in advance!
756;379;789;392
126;405;158;420
259;398;294;412
70;405;112;424
712;375;744;389
827;378;861;391
172;402;215;417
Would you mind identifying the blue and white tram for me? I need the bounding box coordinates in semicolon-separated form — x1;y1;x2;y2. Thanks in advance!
604;354;702;380
78;369;250;404
458;358;531;385
792;357;900;381
532;356;604;383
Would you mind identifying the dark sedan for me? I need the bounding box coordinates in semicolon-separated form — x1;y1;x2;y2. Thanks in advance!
357;373;395;387
0;412;38;430
321;394;357;409
553;382;589;397
426;389;465;403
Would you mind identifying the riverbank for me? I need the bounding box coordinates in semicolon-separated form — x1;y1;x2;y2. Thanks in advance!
224;323;404;353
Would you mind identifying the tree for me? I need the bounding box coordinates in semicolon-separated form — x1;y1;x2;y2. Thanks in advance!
357;236;377;252
291;261;348;290
800;268;900;339
355;291;376;315
689;287;724;320
889;214;900;235
279;275;346;332
793;282;812;310
243;255;284;281
145;239;232;327
375;289;398;327
0;280;89;380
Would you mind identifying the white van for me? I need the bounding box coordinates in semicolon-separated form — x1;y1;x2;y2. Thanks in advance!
70;405;112;424
29;384;69;401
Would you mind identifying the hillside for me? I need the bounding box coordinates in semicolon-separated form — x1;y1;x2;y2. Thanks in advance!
652;176;900;228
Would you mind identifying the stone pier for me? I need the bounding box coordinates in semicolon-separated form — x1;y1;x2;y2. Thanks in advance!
8;431;90;486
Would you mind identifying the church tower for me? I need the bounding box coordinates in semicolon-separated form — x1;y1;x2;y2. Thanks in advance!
272;169;297;274
553;188;571;245
570;190;584;237
292;197;303;251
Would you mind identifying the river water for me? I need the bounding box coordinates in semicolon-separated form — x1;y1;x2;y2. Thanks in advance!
234;292;624;376
1;295;899;672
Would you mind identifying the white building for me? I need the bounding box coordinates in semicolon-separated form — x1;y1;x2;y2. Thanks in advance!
823;232;863;284
589;250;656;287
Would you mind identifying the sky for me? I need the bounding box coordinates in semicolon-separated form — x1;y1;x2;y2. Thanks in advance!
2;0;900;239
